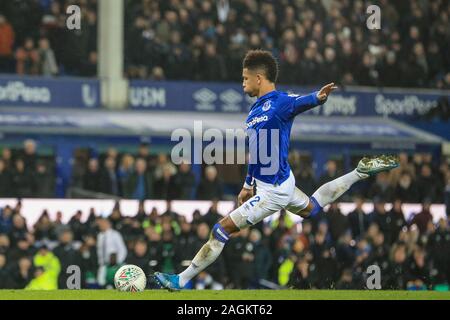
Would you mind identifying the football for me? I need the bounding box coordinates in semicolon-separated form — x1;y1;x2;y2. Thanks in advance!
114;265;147;292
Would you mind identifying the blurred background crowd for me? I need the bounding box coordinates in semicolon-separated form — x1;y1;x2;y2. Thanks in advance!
0;0;449;292
0;0;449;88
0;197;449;290
0;139;449;290
1;140;450;205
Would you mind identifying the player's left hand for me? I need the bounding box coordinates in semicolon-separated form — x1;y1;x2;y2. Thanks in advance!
317;83;338;102
238;187;254;206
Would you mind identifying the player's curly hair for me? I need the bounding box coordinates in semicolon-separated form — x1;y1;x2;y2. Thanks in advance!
243;50;279;83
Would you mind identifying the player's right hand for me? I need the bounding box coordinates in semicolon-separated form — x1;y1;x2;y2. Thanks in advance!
238;187;254;206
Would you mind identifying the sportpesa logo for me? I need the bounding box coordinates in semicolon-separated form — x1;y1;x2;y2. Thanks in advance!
246;115;268;128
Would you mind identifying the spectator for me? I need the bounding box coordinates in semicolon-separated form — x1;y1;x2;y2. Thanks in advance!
124;158;154;200
0;15;15;73
7;236;33;262
153;164;176;200
170;162;195;200
295;167;316;198
15;37;39;75
9;214;28;246
368;172;394;202
96;217;127;286
37;37;58;76
368;231;390;274
80;51;97;77
410;201;434;235
388;199;407;244
417;165;439;203
371;200;391;242
289;256;314;289
126;238;152;275
174;220;197;274
134;201;147;223
318;160;339;186
83;158;102;193
326;203;349;243
27;244;61;290
33;211;56;241
335;268;357;290
406;247;430;290
427;218;450;286
118;154;134;193
201;200;222;230
33;162;54;198
79;234;98;288
394;172;420;203
249;228;272;287
1;148;12;170
348;196;371;239
224;228;252;288
335;231;356;274
0;159;12;196
0;253;10;288
9;257;33;289
0;206;13;234
100;156;120;196
68;210;85;241
11;159;34;198
53;230;81;289
196;166;224;200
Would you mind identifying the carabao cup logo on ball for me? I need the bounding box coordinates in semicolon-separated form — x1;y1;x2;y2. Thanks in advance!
114;264;147;292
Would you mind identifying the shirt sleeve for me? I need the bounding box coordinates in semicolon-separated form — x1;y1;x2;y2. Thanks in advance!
243;166;254;189
280;91;325;120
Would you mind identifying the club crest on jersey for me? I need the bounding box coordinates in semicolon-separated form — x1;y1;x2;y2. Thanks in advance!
262;101;271;111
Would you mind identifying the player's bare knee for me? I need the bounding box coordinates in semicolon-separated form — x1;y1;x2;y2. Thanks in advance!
219;216;239;235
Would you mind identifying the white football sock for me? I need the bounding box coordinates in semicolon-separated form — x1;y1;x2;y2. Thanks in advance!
312;169;368;207
178;238;225;287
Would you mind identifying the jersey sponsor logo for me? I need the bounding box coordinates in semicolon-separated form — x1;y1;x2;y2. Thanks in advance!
246;115;269;128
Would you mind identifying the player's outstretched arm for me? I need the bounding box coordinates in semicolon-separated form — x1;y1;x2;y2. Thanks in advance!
316;82;338;102
284;82;338;118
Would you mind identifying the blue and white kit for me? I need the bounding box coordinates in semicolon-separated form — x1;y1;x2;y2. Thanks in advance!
230;90;326;228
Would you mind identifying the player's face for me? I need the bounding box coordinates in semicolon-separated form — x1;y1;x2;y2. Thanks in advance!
242;68;260;97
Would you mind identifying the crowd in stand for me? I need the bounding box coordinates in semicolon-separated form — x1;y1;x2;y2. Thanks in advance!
0;196;449;290
1;139;449;290
0;140;55;198
1;141;450;206
0;142;449;290
124;0;450;89
69;143;224;200
0;0;97;76
1;0;449;89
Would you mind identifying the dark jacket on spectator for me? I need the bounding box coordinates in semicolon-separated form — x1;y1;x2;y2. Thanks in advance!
196;179;223;200
11;169;34;198
124;172;154;199
348;209;371;239
170;171;195;200
99;169;120;196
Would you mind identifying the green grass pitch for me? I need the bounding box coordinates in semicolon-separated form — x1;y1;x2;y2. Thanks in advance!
0;290;449;300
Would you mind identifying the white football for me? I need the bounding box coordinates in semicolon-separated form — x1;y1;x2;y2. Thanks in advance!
114;264;147;292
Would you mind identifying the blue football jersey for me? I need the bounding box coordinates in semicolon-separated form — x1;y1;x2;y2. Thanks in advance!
244;90;325;187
